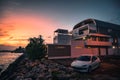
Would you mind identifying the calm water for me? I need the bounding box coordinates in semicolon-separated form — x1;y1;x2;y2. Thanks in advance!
0;52;23;73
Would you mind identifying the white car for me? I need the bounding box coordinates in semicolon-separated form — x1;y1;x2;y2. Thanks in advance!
71;54;101;72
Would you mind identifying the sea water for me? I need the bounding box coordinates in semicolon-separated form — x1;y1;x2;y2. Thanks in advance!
0;52;23;73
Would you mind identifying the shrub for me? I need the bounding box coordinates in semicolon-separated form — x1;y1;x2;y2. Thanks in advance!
25;35;46;60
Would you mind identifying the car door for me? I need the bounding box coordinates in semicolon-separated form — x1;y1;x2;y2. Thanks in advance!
91;56;98;69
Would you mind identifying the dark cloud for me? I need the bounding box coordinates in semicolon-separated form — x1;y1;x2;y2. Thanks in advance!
9;36;13;39
0;28;9;37
0;23;14;38
0;0;21;18
0;0;120;25
0;23;14;28
0;44;16;50
8;36;28;41
9;38;28;41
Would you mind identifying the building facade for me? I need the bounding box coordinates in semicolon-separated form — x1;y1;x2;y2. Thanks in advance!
71;18;120;57
47;18;120;59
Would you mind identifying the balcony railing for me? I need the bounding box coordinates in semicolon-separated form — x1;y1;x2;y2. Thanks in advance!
85;40;112;46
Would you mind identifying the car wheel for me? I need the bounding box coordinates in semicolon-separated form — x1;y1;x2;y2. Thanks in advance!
88;66;92;73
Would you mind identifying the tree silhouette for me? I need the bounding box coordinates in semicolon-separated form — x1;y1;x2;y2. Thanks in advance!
25;35;46;60
13;46;24;53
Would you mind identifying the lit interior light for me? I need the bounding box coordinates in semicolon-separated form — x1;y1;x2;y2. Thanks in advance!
88;47;91;48
83;37;86;40
112;46;115;49
75;46;82;48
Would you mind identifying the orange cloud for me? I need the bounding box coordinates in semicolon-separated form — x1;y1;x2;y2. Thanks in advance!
0;29;8;37
0;12;58;47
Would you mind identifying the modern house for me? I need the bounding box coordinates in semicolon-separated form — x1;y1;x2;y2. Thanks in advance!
47;29;71;59
53;29;71;45
47;18;120;59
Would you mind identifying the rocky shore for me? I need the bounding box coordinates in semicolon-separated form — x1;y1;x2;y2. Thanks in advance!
0;55;120;80
0;55;93;80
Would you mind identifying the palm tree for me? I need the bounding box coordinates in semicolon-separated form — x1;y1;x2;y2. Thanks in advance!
25;35;46;60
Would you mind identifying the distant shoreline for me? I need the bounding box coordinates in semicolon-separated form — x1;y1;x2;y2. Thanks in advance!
0;50;12;53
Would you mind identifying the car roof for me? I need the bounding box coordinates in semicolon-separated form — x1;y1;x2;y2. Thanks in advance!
80;54;98;57
81;54;93;56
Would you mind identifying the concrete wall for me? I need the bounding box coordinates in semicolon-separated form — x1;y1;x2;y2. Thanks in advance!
71;40;99;58
71;40;120;58
71;48;99;58
108;48;120;55
47;44;71;59
48;41;120;59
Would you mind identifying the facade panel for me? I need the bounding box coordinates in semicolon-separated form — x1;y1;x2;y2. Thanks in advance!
48;18;120;59
47;44;71;59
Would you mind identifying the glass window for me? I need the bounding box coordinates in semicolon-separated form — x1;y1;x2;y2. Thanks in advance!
92;56;97;61
79;30;83;35
77;56;91;61
92;36;96;41
89;30;96;33
98;37;109;42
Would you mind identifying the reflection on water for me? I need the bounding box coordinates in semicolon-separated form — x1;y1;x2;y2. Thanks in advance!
0;52;22;73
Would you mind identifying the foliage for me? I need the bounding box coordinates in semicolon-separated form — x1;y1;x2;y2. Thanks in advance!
25;35;46;60
12;46;25;53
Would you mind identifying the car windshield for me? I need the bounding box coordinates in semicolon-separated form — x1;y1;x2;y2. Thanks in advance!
76;56;91;61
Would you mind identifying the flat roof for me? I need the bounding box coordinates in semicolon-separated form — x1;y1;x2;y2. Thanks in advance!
54;29;68;33
73;18;120;30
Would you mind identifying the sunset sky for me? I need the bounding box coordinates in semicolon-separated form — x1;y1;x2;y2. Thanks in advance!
0;0;120;50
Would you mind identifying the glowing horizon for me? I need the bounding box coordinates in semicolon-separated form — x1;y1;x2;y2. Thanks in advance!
0;12;62;47
0;0;120;49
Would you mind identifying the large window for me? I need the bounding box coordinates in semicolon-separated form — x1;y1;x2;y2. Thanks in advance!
89;30;96;33
92;36;96;41
78;26;88;35
79;30;83;35
98;37;109;42
81;26;88;31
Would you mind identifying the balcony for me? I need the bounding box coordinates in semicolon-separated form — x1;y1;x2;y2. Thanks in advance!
85;40;112;46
